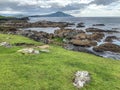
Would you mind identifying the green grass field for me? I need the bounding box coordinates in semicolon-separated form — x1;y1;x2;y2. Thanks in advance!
0;33;120;90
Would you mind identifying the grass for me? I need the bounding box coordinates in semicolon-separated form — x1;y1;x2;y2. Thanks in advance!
0;33;120;90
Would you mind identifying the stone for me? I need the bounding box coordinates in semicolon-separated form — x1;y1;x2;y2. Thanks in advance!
93;24;105;26
93;43;120;53
18;48;40;54
105;36;118;42
86;28;118;33
0;42;11;47
73;71;90;89
70;39;97;47
37;45;50;49
77;22;85;27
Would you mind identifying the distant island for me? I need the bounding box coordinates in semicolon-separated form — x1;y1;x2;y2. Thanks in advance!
29;11;73;17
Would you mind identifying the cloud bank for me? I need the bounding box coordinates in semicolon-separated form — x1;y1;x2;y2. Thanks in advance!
0;0;120;17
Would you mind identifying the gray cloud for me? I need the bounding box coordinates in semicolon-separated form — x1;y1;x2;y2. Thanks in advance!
0;0;120;16
90;0;119;5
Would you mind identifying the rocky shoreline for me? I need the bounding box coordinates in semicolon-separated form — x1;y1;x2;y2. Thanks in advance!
0;19;120;60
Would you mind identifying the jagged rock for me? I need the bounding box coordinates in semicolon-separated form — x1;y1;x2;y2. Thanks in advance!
77;22;85;27
0;42;11;47
18;48;39;54
73;71;90;89
105;36;118;42
93;43;120;53
70;39;97;47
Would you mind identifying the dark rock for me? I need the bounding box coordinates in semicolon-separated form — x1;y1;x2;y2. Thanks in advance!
14;43;34;46
93;43;120;53
77;22;85;27
93;24;105;26
86;28;118;33
105;36;118;42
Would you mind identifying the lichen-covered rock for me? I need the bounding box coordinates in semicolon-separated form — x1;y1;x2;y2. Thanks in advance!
73;71;90;89
18;48;39;54
0;42;11;47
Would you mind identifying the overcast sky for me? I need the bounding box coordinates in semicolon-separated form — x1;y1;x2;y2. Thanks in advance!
0;0;120;17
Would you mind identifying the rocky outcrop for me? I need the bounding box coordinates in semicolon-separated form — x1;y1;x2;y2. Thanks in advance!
105;36;118;42
73;71;90;89
73;32;104;41
86;28;118;33
0;26;17;34
93;43;120;53
70;39;97;47
77;22;85;27
1;21;74;28
54;29;84;39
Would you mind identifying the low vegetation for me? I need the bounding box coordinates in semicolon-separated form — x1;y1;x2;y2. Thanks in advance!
0;33;120;90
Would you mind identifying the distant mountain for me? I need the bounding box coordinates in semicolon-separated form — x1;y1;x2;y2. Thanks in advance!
30;11;73;17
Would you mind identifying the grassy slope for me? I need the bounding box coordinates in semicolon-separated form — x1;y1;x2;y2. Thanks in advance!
0;33;120;90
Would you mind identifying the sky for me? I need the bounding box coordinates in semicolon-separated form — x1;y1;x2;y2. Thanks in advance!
0;0;120;17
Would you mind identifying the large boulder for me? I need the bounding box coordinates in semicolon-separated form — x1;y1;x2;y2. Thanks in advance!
70;39;97;47
93;43;120;53
105;36;118;42
77;22;85;27
73;71;90;89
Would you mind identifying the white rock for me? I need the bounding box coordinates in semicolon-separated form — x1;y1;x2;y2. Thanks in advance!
73;71;90;89
0;42;11;47
18;48;40;54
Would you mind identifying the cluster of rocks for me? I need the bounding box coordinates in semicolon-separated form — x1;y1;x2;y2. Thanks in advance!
73;71;90;89
0;24;120;59
1;20;74;28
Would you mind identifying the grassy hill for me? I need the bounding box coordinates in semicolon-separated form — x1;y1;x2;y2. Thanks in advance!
0;33;120;90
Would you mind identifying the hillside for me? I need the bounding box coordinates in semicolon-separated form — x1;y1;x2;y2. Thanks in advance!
0;33;120;90
30;11;73;17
